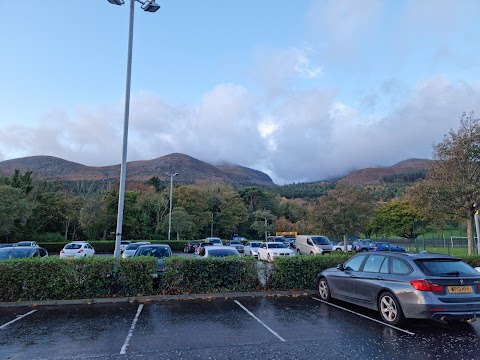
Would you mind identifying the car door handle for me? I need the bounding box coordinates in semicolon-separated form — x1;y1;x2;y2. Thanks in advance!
375;276;383;280
349;275;356;278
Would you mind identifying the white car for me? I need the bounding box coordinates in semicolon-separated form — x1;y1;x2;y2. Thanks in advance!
331;241;353;252
205;237;223;246
122;241;151;258
120;240;132;252
244;241;263;258
198;245;240;257
257;242;295;262
60;242;95;259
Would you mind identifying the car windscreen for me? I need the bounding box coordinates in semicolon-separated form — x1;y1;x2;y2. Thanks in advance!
311;237;331;245
250;242;262;247
207;249;239;257
126;243;144;250
268;243;287;249
65;244;82;250
415;259;480;276
136;247;170;258
0;248;32;259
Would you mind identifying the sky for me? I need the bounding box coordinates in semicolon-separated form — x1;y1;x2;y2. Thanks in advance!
1;0;480;185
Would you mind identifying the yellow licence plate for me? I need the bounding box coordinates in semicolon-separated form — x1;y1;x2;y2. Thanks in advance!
448;286;472;294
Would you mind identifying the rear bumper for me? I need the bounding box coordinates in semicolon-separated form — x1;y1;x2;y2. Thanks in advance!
429;311;480;321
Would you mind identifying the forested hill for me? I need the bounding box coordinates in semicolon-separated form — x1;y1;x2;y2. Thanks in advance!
0;153;275;187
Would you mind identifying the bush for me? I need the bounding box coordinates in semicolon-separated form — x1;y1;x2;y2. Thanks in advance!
0;257;157;302
266;254;351;290
156;256;260;294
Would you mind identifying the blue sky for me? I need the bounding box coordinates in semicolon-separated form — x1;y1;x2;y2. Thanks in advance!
1;0;480;184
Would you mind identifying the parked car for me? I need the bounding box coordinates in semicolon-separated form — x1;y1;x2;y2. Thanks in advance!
134;244;172;273
226;240;245;253
0;246;48;260
16;241;38;247
198;245;241;258
196;242;214;255
369;242;406;252
184;241;201;253
332;240;354;252
120;240;132;252
121;241;151;259
295;235;333;255
205;237;223;246
352;239;373;252
60;242;95;259
258;242;295;262
244;241;263;258
316;251;480;325
0;244;15;248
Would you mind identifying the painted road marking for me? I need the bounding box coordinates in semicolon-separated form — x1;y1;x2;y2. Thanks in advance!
120;304;144;355
0;310;37;329
234;300;286;342
311;296;415;336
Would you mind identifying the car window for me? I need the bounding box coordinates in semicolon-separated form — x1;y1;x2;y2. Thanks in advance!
380;257;389;273
260;244;266;249
65;244;82;250
344;255;367;271
391;258;412;275
363;255;387;273
206;249;239;257
416;259;479;276
311;236;331;245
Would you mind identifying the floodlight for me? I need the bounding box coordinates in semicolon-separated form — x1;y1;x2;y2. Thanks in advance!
108;0;125;5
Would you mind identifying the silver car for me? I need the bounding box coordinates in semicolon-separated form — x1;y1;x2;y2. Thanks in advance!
244;241;263;258
316;252;480;325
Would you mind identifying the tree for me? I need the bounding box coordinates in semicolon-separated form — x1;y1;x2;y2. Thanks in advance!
407;112;480;254
0;185;32;241
251;210;276;240
368;200;427;239
165;207;195;240
310;183;375;246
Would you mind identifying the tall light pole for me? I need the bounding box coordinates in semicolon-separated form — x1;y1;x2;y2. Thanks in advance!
166;172;178;241
107;0;161;260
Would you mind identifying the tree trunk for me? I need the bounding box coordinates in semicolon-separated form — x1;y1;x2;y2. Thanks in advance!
467;208;474;255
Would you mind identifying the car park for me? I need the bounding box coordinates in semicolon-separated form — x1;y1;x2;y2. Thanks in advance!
258;242;295;262
196;242;214;255
60;242;95;259
122;241;151;258
0;246;48;260
316;251;480;325
183;240;200;253
198;245;241;257
205;237;223;246
120;240;132;252
244;241;263;258
134;244;172;272
295;235;333;255
332;240;354;252
226;240;245;253
369;242;406;252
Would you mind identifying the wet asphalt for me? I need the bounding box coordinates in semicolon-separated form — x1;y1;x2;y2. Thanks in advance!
1;294;480;360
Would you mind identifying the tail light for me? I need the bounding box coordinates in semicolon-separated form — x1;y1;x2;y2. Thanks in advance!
410;280;444;292
373;246;378;250
60;250;64;254
78;249;84;254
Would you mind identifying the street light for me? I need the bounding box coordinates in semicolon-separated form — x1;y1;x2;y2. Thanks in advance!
107;0;161;260
166;172;178;241
165;173;178;241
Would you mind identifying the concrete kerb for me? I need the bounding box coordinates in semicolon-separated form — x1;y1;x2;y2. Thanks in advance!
0;290;317;308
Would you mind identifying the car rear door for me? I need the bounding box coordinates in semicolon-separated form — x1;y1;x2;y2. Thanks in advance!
354;254;389;307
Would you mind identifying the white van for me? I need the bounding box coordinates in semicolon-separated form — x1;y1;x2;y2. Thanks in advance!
295;235;333;255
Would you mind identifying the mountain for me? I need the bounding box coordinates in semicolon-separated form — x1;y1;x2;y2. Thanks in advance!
339;158;434;185
0;153;275;186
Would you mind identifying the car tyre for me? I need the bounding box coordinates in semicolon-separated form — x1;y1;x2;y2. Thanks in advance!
318;278;331;301
297;249;301;255
267;254;272;262
336;248;342;252
378;291;405;326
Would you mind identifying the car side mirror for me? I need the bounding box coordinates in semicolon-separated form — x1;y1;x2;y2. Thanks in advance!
336;264;345;271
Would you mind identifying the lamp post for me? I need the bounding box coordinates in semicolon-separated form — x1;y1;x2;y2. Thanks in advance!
166;172;178;241
107;0;161;260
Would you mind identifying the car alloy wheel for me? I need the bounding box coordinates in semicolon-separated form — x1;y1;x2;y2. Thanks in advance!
378;291;405;326
318;278;331;301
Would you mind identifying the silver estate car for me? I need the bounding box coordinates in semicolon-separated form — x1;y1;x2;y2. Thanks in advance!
316;252;480;325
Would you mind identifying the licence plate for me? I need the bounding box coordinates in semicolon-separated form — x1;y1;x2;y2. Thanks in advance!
448;286;472;294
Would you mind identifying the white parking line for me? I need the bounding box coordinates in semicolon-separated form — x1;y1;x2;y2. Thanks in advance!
120;304;144;355
311;296;415;335
0;310;37;329
234;300;286;342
